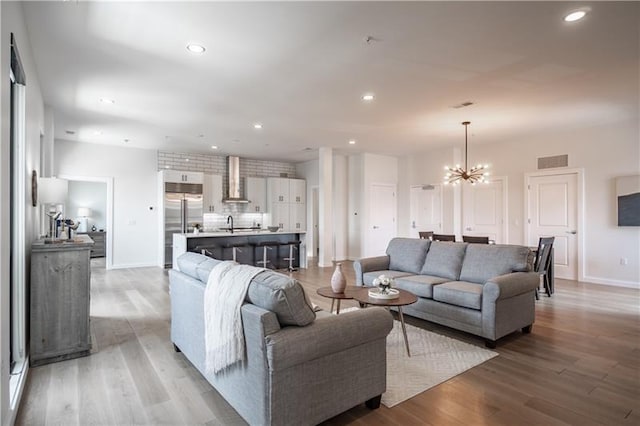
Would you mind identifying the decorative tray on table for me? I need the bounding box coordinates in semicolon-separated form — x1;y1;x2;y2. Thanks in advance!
368;288;400;300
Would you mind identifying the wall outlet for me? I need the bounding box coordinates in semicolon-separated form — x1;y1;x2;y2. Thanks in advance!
620;257;628;266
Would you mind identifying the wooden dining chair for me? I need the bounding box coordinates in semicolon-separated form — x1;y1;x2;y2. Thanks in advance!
432;233;456;242
418;231;434;240
534;236;555;299
462;235;490;244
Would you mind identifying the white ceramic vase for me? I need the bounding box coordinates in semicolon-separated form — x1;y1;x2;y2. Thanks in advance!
331;263;347;293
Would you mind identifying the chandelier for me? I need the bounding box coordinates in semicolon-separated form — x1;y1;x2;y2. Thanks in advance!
444;121;489;185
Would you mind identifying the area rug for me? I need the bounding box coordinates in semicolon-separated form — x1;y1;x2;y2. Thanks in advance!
339;308;498;407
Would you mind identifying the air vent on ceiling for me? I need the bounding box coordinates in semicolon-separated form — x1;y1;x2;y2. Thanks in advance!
538;154;568;170
421;184;435;190
65;130;75;135
451;101;474;109
280;172;289;178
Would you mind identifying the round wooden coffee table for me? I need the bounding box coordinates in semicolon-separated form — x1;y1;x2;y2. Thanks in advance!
352;287;418;357
316;286;358;314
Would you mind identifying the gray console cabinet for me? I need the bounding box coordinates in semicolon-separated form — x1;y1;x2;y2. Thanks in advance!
30;235;93;366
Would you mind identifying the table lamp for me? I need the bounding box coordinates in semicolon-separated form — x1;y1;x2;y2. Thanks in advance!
77;207;91;232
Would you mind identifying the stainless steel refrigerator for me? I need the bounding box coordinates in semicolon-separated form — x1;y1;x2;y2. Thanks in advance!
164;182;203;268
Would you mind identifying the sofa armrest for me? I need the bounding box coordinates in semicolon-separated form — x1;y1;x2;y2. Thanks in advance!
265;308;393;372
483;272;539;302
353;256;390;286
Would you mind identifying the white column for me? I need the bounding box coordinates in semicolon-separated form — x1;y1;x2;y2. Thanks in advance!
318;147;333;267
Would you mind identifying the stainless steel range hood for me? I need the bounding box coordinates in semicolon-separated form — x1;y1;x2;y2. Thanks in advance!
222;156;249;203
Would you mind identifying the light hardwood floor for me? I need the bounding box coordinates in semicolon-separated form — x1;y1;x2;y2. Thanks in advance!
17;258;639;425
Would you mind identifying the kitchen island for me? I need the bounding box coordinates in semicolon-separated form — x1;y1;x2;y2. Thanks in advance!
173;230;306;269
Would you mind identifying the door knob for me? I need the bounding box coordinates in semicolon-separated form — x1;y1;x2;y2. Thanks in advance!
566;230;577;235
373;226;379;229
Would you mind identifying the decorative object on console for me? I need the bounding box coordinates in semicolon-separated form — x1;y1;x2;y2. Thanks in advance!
444;121;489;185
330;263;347;293
76;207;91;233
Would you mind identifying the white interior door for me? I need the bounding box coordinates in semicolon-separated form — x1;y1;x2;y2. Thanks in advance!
462;179;504;243
409;185;442;238
369;184;396;257
528;173;578;280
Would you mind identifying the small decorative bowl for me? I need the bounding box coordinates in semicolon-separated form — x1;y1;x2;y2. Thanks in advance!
267;226;280;232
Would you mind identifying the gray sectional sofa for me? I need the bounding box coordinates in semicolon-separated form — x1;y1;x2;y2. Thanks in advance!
354;238;539;347
170;252;393;426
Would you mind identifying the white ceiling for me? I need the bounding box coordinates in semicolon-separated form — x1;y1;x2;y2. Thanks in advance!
23;1;639;162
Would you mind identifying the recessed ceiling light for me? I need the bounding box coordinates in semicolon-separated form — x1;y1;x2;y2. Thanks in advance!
100;98;115;104
253;123;263;129
564;10;588;22
362;93;375;101
185;158;190;162
93;131;102;136
186;44;206;54
211;145;218;150
349;140;356;145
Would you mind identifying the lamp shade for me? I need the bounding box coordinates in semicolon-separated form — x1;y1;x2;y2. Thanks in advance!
38;177;68;204
77;207;91;217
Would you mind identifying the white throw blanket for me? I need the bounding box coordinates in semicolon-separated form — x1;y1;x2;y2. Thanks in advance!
204;261;265;374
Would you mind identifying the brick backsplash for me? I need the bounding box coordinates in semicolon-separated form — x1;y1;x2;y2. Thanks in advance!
158;151;298;219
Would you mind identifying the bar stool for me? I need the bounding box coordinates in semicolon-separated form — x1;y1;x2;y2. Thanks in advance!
223;242;247;262
193;244;219;259
280;240;301;272
252;241;279;269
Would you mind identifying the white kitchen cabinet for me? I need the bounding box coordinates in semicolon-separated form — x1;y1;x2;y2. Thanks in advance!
203;174;223;214
246;177;266;213
290;203;306;231
290;179;306;204
267;178;290;203
162;170;203;184
270;203;290;230
266;177;306;231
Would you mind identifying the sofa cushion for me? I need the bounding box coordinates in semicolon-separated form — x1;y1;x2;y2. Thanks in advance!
195;258;221;283
246;270;316;326
394;275;449;298
433;281;483;310
363;270;415;286
386;238;431;274
459;244;532;284
421;241;468;280
177;252;212;279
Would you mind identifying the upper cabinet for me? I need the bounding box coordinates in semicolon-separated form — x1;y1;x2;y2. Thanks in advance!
267;178;290;203
246;177;266;213
289;179;306;204
203;174;223;214
162;170;203;184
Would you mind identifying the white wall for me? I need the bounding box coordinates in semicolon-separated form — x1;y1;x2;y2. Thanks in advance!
55;140;158;268
398;120;640;287
0;2;47;423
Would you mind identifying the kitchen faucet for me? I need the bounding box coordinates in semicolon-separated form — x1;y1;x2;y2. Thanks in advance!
227;215;234;233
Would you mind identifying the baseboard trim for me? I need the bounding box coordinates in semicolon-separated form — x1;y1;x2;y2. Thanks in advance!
582;275;639;289
8;357;29;425
110;262;159;270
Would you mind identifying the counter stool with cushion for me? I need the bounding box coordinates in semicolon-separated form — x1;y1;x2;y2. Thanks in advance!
252;241;280;269
280;240;301;271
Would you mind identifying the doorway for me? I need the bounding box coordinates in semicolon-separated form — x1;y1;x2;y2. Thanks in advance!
462;177;507;244
60;175;114;269
409;184;442;238
368;183;397;257
526;170;582;280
